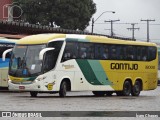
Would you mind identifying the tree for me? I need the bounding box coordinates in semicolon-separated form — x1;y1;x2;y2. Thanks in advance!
14;0;96;30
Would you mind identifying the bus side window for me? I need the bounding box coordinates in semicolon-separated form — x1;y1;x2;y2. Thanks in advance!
95;44;102;59
120;45;126;60
80;48;87;59
102;45;109;60
126;46;135;60
110;45;117;60
62;42;78;62
88;44;94;59
141;47;148;61
136;47;142;61
148;47;157;61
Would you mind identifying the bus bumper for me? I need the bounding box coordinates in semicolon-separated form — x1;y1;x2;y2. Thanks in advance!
8;80;54;92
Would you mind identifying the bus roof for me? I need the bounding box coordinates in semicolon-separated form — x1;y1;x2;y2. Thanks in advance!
16;33;156;46
17;34;66;44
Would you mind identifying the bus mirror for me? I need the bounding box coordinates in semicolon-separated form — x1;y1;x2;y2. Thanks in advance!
2;48;13;61
39;48;55;60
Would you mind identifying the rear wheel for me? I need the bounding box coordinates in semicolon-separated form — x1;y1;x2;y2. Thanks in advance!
59;81;67;97
30;91;38;97
122;81;132;96
131;81;141;96
116;81;131;96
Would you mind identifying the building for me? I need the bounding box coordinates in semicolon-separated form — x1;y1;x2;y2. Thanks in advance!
0;0;13;20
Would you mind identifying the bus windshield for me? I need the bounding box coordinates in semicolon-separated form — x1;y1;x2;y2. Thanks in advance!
0;43;14;66
9;45;46;77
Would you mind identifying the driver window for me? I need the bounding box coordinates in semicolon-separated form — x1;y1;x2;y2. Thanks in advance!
43;50;55;72
43;41;63;72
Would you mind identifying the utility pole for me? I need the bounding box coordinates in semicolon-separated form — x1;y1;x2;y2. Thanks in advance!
104;19;120;37
91;11;115;33
127;23;139;41
91;18;94;34
141;19;155;42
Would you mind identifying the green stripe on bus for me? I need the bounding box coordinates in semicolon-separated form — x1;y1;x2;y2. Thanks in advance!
88;60;112;85
76;59;102;85
76;60;111;85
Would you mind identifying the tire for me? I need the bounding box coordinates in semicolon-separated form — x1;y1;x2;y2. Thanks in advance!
116;81;131;96
30;91;38;97
131;81;141;96
59;81;67;97
92;91;105;96
123;81;132;96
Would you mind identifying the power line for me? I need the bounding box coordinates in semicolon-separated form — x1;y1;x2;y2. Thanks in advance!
95;22;160;25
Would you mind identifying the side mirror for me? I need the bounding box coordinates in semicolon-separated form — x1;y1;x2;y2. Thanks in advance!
2;48;13;61
39;48;55;60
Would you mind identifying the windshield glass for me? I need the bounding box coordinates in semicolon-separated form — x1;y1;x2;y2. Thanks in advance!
9;45;46;77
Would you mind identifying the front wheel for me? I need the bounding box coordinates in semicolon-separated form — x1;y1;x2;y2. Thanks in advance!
59;81;67;97
30;91;38;97
131;81;141;96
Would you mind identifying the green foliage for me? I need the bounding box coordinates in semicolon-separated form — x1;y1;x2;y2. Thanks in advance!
14;0;96;30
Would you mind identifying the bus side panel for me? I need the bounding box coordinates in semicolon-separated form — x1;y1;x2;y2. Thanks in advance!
147;73;157;90
100;60;158;91
58;59;114;91
75;59;114;91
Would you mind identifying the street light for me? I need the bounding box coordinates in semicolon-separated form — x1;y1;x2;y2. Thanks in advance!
91;11;115;33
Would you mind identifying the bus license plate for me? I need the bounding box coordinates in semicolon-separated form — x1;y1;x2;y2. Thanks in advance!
19;86;25;90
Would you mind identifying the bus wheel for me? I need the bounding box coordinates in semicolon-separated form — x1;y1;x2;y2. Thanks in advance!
30;91;38;97
105;91;113;96
131;81;141;96
92;91;105;96
116;81;131;96
122;81;131;96
59;81;67;97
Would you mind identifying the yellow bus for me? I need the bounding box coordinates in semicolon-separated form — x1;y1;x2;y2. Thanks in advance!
3;34;158;97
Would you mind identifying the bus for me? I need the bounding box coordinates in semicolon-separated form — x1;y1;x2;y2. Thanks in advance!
2;34;158;97
0;38;17;89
